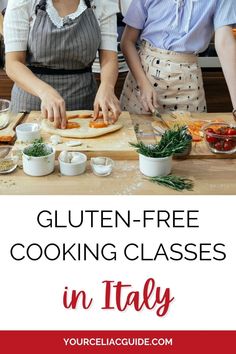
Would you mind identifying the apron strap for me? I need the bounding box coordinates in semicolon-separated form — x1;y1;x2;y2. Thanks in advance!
35;0;47;15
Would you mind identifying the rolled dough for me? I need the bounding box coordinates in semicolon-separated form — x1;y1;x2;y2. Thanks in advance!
41;118;123;139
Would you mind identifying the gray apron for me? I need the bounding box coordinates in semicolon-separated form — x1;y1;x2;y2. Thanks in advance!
11;0;101;112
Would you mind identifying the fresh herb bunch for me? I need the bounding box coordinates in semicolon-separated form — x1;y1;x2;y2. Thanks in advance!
150;175;194;192
131;126;191;158
24;138;52;157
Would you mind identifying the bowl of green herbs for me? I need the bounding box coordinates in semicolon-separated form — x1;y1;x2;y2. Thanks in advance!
22;139;55;176
131;126;191;177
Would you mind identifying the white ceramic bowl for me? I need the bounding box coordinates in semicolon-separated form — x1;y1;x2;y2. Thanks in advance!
22;145;55;177
16;123;41;143
59;152;87;176
139;154;172;177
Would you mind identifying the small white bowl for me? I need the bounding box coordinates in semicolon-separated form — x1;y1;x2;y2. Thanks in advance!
90;157;114;176
16;123;41;143
59;152;87;176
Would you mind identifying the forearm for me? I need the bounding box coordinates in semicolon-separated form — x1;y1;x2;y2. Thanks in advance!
99;50;118;90
215;28;236;109
5;57;54;99
6;54;66;127
121;26;159;112
121;39;149;87
95;50;121;122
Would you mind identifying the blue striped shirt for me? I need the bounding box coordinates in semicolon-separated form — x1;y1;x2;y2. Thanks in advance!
124;0;236;54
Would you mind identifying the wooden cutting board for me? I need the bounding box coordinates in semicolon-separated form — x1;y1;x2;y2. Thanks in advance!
14;110;138;160
0;112;25;143
152;112;236;159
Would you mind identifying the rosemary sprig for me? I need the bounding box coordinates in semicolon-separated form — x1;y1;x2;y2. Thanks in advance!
24;138;52;157
150;175;194;192
130;126;191;158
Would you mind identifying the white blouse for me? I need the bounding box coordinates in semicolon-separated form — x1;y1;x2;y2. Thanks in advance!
4;0;119;52
119;0;132;16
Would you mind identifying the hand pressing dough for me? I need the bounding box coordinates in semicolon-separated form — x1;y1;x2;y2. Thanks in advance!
41;118;123;139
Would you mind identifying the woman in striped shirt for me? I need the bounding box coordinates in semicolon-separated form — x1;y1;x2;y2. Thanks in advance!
120;0;236;119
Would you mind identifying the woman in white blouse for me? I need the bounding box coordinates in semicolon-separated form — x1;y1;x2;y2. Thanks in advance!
4;0;121;128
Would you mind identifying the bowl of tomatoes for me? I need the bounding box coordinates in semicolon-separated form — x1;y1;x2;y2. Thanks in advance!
203;122;236;154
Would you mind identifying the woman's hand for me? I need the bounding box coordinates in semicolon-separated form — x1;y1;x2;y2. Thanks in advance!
139;80;159;113
93;84;121;124
40;88;67;129
96;49;120;124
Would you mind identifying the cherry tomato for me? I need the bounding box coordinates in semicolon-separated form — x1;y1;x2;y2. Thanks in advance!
226;128;236;136
223;141;233;151
214;141;224;151
206;134;217;143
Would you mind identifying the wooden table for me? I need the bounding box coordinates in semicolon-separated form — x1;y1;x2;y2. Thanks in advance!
0;114;236;195
0;158;235;195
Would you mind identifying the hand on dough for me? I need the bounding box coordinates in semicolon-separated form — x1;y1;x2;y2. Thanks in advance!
40;88;67;129
93;84;121;125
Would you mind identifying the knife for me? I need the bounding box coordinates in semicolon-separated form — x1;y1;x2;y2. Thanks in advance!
152;109;170;129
